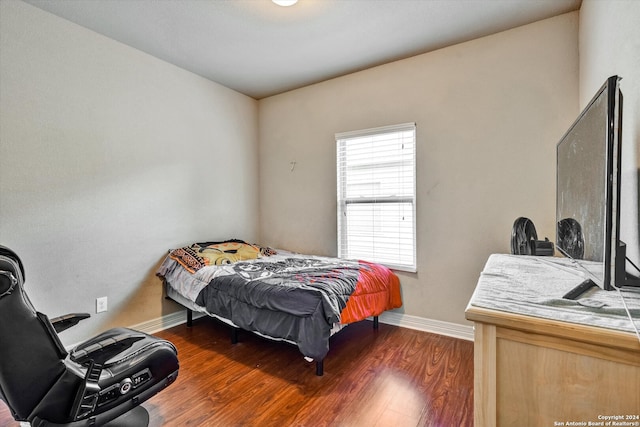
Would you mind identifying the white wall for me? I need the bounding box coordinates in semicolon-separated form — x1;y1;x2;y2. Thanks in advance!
0;0;259;345
0;1;591;339
579;0;640;269
258;14;579;326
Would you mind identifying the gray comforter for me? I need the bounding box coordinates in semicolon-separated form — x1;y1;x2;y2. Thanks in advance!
194;256;362;360
158;251;366;360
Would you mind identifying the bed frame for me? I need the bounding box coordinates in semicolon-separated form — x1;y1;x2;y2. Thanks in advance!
158;244;400;377
179;302;379;376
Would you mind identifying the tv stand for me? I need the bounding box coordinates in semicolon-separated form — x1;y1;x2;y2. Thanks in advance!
562;278;596;300
617;241;640;288
466;254;640;426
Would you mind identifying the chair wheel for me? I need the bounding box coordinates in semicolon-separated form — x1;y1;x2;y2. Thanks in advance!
103;405;150;427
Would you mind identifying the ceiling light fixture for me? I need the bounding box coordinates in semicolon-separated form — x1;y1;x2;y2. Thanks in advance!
272;0;298;6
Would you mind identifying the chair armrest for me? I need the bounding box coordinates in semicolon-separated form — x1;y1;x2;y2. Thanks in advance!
71;333;145;366
50;313;90;333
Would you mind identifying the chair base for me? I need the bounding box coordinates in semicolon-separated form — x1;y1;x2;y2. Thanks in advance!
103;406;149;427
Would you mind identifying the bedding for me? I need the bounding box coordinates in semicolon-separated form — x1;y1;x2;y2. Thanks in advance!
157;240;402;365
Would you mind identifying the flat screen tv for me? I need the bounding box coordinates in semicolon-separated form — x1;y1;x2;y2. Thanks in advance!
556;75;639;297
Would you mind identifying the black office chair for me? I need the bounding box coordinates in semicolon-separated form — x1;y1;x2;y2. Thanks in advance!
0;246;179;426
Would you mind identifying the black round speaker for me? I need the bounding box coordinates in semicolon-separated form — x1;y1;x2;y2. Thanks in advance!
511;217;555;256
511;217;538;255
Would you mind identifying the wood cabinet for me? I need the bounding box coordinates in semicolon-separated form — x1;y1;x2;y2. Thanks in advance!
466;255;640;426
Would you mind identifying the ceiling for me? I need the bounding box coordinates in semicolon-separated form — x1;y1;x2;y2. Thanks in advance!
24;0;582;99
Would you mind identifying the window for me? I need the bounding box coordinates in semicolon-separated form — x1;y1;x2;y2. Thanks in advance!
336;123;416;272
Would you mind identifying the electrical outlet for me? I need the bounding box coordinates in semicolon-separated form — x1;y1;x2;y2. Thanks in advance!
96;296;108;313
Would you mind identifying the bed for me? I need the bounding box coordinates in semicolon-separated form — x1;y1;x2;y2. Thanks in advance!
156;239;402;375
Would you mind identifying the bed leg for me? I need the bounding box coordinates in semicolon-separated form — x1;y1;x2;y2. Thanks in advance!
187;309;193;327
373;316;379;330
315;360;324;376
231;327;239;344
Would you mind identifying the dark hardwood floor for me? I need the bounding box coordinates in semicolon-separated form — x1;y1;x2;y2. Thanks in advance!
0;318;473;427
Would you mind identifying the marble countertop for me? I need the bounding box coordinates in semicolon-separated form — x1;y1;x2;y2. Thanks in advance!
468;254;640;334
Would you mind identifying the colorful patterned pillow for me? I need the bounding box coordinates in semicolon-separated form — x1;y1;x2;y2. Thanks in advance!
169;246;206;273
169;240;277;273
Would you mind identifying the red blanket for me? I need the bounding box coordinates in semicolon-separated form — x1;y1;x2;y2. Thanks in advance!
341;261;402;324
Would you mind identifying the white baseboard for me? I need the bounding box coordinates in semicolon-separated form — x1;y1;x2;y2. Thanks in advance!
377;311;474;341
131;309;474;342
129;310;197;335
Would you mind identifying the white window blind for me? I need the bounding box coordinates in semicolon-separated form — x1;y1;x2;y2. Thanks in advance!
336;123;416;272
